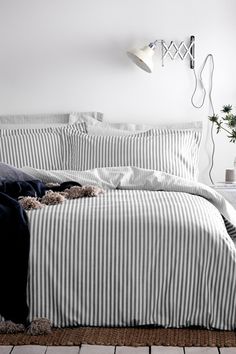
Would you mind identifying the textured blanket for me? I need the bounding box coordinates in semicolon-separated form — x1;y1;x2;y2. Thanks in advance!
19;166;236;329
0;180;46;324
0;179;84;325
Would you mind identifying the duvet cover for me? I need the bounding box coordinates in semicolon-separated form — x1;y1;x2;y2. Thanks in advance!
19;167;236;330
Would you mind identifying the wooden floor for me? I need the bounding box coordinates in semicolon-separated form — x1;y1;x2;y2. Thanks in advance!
0;345;235;353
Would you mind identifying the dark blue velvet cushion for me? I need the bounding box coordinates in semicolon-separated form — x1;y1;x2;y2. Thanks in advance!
0;162;35;182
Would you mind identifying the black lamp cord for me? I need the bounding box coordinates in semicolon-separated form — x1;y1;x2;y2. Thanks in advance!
191;54;215;185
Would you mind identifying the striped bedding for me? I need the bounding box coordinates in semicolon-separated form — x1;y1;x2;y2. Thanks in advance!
0;123;86;170
64;128;202;180
17;166;236;330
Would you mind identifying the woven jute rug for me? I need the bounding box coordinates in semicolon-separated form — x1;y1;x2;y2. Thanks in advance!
0;327;236;347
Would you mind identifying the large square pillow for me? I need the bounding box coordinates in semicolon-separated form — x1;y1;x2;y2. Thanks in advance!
0;123;87;170
64;128;202;180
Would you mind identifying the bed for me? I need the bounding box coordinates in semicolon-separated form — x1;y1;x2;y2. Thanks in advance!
0;113;236;330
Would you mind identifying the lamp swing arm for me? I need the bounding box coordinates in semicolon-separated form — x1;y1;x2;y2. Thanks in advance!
148;36;195;69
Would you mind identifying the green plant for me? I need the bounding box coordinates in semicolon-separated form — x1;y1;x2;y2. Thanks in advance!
209;105;236;143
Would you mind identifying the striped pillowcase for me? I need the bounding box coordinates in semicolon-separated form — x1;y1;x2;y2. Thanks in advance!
65;128;202;180
0;123;87;170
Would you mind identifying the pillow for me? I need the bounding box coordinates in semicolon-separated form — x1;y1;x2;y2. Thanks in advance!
0;121;87;137
0;111;103;131
0;123;87;170
69;113;202;135
69;113;132;136
88;124;132;136
0;162;36;182
64;128;202;180
69;113;131;136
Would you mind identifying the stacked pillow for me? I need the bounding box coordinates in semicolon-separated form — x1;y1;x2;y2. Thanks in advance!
67;113;202;180
63;127;202;181
0;111;202;181
0;112;103;169
0;111;103;130
0;123;87;170
0;111;102;170
69;112;202;135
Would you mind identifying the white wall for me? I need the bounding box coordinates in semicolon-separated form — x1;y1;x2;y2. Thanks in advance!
0;0;235;184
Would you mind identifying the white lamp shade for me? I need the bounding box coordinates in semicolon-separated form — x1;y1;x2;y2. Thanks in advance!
127;45;155;73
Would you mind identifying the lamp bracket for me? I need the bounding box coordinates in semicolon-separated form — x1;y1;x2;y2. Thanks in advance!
160;36;195;69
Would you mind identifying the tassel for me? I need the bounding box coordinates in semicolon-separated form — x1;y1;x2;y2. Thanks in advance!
26;318;52;335
0;321;25;334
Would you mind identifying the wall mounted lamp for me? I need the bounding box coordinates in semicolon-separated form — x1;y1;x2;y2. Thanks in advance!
127;35;216;184
127;35;195;73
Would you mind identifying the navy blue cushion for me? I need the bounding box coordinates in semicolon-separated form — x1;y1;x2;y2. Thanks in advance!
0;162;35;182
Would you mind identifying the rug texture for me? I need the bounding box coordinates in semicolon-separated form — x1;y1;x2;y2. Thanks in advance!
0;327;236;347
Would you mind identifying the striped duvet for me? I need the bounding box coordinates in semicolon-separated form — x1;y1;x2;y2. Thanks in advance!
19;168;236;329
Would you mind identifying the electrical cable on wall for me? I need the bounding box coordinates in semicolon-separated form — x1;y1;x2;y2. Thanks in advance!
191;54;215;185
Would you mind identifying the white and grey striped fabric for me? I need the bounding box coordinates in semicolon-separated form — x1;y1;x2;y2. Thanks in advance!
0;111;103;130
64;128;202;180
19;167;236;329
0;123;86;170
69;113;202;132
